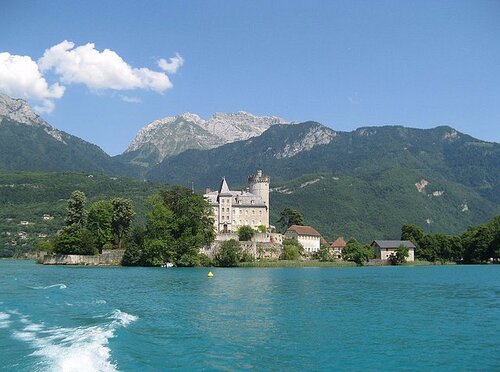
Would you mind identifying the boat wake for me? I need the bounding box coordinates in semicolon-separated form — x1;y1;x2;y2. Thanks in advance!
0;312;12;329
7;309;137;371
29;283;67;290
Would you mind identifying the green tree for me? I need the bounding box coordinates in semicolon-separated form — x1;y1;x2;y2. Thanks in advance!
278;208;305;232
122;188;215;267
87;200;113;252
318;243;333;262
401;224;424;255
215;239;242;267
111;198;135;249
280;238;303;260
65;190;87;227
388;244;409;265
35;240;53;255
53;225;81;254
237;225;255;241
257;225;267;233
462;223;495;263
418;235;439;262
489;216;500;261
125;194;174;266
53;225;98;255
343;238;373;265
122;226;146;266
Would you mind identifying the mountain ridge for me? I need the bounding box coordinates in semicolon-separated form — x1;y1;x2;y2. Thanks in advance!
146;121;499;241
0;93;137;176
120;111;290;167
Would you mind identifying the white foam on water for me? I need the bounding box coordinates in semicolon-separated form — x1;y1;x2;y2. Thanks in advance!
0;312;12;328
13;330;37;342
24;323;44;332
93;300;107;305
8;309;138;372
110;310;138;327
0;312;11;320
30;284;67;290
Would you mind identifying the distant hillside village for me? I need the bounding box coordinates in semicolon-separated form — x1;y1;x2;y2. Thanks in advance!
201;170;415;264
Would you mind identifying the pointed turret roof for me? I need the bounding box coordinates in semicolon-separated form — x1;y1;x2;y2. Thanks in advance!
218;177;231;196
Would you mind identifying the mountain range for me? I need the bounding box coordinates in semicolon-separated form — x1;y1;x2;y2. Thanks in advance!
116;111;289;169
0;93;498;242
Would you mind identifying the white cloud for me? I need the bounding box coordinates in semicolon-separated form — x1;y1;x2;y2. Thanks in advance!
157;53;184;74
0;52;65;113
118;95;142;104
0;41;183;113
38;40;176;93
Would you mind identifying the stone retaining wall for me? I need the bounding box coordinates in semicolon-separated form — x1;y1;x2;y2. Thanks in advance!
42;250;125;266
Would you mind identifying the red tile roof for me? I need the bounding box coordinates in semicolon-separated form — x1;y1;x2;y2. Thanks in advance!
286;225;322;237
331;237;347;248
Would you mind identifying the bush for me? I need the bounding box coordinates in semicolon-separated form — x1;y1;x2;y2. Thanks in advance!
215;239;242;267
237;225;256;241
281;238;303;260
198;253;213;267
388;245;409;265
342;238;373;265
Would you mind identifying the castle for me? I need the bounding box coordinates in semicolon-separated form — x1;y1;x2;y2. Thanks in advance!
204;170;270;234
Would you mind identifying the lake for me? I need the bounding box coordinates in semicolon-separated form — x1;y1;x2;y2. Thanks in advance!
0;261;498;371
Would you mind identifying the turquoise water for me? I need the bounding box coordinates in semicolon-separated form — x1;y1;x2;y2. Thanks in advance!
0;261;499;371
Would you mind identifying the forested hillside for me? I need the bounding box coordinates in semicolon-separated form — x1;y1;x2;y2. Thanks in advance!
0;173;163;257
148;122;500;242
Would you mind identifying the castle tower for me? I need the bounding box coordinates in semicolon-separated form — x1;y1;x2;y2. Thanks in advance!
248;170;270;227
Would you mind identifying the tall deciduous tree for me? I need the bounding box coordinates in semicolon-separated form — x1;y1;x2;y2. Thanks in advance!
87;200;113;252
401;224;424;252
65;190;87;227
112;198;135;249
122;187;215;266
278;208;305;232
342;238;373;265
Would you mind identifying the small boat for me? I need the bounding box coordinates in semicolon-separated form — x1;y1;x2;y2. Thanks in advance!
161;262;174;268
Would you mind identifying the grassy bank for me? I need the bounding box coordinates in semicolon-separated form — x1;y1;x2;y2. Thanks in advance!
237;260;357;268
402;260;457;266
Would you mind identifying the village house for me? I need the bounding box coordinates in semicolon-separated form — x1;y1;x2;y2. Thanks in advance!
371;240;416;261
19;220;30;225
330;236;347;259
285;225;323;253
42;214;54;220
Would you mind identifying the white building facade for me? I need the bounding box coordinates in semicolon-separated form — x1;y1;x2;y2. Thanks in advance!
284;225;322;253
204;170;270;234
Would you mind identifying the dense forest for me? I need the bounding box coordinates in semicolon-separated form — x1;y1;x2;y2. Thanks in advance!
401;216;500;264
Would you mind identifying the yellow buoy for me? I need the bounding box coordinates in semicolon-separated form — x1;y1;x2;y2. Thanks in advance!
207;271;214;277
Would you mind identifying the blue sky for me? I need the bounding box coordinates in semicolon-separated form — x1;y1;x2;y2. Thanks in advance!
1;0;499;154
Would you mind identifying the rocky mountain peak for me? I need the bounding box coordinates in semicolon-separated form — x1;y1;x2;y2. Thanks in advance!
124;111;291;165
0;93;66;143
0;93;47;127
275;124;336;159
